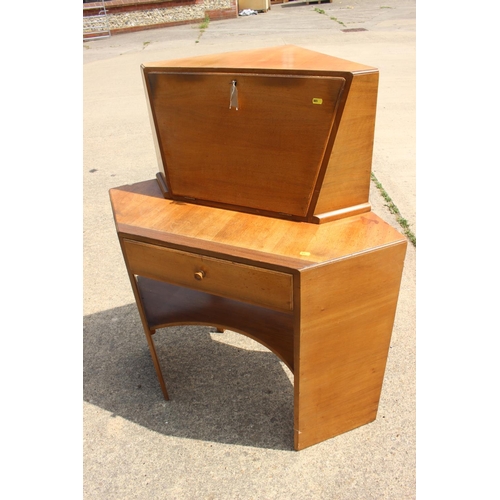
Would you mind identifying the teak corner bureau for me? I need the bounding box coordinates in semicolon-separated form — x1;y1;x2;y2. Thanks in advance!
109;46;407;451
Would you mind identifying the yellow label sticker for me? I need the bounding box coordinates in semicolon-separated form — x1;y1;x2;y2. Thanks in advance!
312;98;323;105
300;251;311;256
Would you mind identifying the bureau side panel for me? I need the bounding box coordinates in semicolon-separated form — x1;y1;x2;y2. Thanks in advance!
294;241;406;450
313;71;378;217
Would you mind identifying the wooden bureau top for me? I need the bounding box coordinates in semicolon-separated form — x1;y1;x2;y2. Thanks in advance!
141;45;379;222
142;45;376;75
110;180;406;271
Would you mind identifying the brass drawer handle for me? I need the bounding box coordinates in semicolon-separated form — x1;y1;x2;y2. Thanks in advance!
194;270;205;281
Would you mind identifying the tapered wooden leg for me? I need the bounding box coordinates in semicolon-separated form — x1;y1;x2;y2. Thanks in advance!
120;255;171;401
144;328;169;400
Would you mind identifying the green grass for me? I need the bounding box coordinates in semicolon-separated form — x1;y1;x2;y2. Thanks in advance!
371;172;416;246
330;16;346;27
200;15;210;30
314;7;346;27
196;15;210;42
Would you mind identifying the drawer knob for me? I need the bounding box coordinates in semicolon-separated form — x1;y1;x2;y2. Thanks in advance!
194;270;205;281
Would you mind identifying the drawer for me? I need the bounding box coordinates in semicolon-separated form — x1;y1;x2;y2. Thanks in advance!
122;239;293;312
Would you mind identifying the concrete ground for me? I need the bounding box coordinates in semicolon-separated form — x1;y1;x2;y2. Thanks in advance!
83;1;416;498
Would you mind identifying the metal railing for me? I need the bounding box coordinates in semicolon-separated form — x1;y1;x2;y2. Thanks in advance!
83;1;111;41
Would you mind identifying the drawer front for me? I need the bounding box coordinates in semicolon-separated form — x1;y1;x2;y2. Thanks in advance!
122;239;293;312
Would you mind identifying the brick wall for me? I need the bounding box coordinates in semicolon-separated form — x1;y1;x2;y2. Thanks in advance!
83;0;238;35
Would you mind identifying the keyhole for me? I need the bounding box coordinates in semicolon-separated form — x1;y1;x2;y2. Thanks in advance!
229;80;238;110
